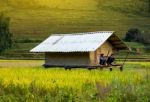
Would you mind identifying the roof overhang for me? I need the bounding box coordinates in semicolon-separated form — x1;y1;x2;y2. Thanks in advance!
108;33;129;50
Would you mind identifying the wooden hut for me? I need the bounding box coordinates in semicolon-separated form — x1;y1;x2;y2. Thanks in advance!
30;31;129;68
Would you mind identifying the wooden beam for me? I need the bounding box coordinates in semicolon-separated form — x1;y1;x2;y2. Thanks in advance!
94;51;97;64
113;44;126;47
111;41;123;44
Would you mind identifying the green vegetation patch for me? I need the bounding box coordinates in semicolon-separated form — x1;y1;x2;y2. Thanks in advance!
0;60;150;101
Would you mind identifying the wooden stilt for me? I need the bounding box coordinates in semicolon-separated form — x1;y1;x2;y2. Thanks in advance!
120;66;123;71
110;68;113;71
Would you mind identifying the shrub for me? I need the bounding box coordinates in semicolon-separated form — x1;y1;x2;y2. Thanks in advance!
124;28;141;42
124;28;150;44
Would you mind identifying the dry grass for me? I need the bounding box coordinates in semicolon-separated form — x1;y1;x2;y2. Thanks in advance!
0;60;44;68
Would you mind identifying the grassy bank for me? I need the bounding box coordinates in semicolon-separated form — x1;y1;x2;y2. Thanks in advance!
0;60;150;101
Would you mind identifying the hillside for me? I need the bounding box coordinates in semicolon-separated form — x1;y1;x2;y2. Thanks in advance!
0;0;150;39
0;0;150;59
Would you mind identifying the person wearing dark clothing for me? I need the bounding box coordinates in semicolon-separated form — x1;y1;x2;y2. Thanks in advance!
99;54;106;65
107;54;115;65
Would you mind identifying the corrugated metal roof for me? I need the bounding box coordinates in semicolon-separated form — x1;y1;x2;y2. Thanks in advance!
30;31;123;52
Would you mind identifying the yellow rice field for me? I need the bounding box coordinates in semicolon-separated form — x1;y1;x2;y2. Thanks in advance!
0;60;149;101
0;60;149;89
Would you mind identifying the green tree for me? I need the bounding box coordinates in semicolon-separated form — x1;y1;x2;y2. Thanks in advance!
124;28;150;44
0;12;13;52
124;28;141;42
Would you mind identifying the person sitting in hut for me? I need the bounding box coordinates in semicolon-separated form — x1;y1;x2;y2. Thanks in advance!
107;54;115;65
99;54;106;65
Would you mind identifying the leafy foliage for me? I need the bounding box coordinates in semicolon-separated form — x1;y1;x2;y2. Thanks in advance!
124;28;150;44
124;28;141;42
0;12;13;52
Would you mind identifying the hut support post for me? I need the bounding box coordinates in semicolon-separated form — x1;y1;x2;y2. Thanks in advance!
110;68;113;71
121;51;130;71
